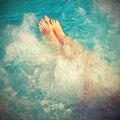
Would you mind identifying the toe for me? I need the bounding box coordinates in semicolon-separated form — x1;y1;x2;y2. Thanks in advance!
40;19;45;23
43;15;49;19
49;18;53;25
40;21;43;25
38;23;41;28
43;16;50;24
56;20;59;24
53;19;56;23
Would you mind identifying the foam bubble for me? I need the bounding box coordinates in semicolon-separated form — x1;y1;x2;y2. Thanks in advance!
78;7;86;16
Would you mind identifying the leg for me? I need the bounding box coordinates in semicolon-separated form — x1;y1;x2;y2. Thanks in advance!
49;18;83;56
38;16;83;59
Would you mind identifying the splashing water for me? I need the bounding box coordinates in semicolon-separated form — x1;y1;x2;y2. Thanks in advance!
0;0;120;120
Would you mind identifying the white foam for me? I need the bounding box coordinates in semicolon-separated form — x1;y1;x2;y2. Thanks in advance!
4;13;55;65
3;13;120;104
78;7;86;16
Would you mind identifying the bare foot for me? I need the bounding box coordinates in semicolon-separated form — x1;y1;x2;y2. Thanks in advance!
38;16;61;48
49;18;65;46
38;16;82;59
50;18;82;54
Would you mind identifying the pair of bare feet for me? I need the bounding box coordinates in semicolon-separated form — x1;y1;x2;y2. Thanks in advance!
38;16;82;59
38;16;65;48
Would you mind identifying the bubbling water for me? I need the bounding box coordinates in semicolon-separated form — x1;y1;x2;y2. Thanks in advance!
4;13;120;102
1;13;120;119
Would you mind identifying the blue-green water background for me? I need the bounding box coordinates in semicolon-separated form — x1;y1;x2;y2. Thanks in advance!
0;0;120;120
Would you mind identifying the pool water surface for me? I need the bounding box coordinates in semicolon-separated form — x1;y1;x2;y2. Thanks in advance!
0;0;120;120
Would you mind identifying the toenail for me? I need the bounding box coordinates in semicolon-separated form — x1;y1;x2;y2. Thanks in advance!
44;16;48;19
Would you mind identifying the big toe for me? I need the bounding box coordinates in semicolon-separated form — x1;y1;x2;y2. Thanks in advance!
43;15;50;24
44;15;49;19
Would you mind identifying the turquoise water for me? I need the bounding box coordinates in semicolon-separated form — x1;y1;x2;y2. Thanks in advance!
0;0;120;120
